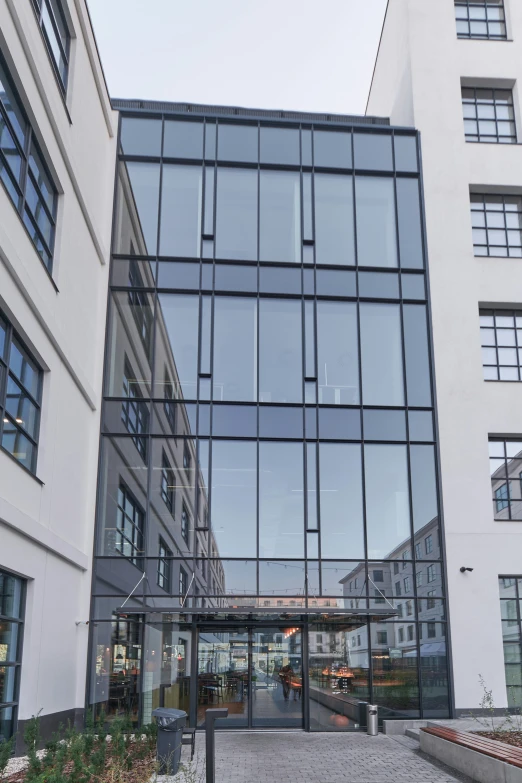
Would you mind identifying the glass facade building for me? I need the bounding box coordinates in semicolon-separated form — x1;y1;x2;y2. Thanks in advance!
88;104;450;731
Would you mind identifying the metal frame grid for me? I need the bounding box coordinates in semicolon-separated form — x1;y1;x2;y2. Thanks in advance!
489;439;522;521
480;309;522;381
499;576;522;709
0;569;26;742
462;87;516;143
30;0;70;94
471;194;522;257
455;0;507;40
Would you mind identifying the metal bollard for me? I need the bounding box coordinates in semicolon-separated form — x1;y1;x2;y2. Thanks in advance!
205;708;228;783
366;704;378;736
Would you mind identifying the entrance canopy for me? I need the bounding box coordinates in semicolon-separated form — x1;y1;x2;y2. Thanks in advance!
114;605;398;622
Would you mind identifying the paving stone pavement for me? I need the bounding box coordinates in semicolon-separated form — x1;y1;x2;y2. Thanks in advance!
160;731;475;783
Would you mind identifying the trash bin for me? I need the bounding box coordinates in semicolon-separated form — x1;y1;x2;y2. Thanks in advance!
366;704;378;736
152;707;187;775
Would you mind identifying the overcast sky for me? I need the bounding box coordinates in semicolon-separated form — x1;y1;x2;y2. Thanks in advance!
87;0;388;116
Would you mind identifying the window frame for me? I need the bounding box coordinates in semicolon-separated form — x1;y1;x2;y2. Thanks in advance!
157;537;172;592
462;87;516;144
480;309;522;382
455;0;508;40
121;358;149;461
115;482;145;567
30;0;71;95
0;569;26;743
471;194;522;258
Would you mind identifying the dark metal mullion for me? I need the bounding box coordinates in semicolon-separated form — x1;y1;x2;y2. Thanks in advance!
42;0;69;66
26;167;56;227
0;103;28;163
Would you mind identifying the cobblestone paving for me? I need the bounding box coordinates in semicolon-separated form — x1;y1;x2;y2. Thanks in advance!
164;731;474;782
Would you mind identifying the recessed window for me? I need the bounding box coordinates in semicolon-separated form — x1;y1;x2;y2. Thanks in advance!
116;483;144;567
179;565;188;597
183;442;192;473
398;627;404;643
395;581;402;597
181;502;190;546
427;564;437;583
462;87;516;144
489;439;522;520
0;569;25;742
407;625;415;641
372;569;384;582
427;622;437;639
128;261;153;355
0;311;42;474
404;577;411;593
163;369;177;433
455;0;507;40
376;631;388;645
157;538;172;592
427;590;436;610
160;450;175;513
0;53;57;272
471;194;522;258
374;589;385;605
31;0;70;93
121;359;148;461
416;571;422;588
480;309;522;381
425;534;433;554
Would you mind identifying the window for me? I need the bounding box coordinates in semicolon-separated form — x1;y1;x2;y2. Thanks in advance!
179;566;188;597
30;0;70;92
407;625;414;642
357;634;361;646
427;565;437;583
160;450;174;513
471;195;522;258
480;310;522;382
427;622;437;639
116;483;144;567
416;571;423;588
157;538;172;591
462;88;516;144
183;442;192;473
404;577;411;593
128;261;153;355
406;600;413;616
397;603;403;618
393;562;399;575
490;439;522;519
374;589;385;605
402;551;410;568
395;581;402;597
0;313;42;473
427;591;436;610
181;502;190;546
164;369;177;433
0;53;57;271
499;577;522;708
0;569;25;742
425;535;433;555
455;0;507;39
398;627;404;643
121;359;148;460
372;570;384;582
415;543;421;559
376;631;388;645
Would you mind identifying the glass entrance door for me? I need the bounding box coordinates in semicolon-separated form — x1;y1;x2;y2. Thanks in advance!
197;626;303;728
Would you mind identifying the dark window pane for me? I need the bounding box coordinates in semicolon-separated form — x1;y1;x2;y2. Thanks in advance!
358;271;399;298
157;261;200;289
216;168;258;261
160;165;202;257
2;420;36;471
157;294;199;399
212;405;257;437
260;170;301;263
354;133;393;171
9;338;40;399
403;305;432;406
259;266;301;295
259;442;304;558
317;301;359;405
0;315;6;359
260;126;300;165
410;445;438;533
318;408;361;440
218;124;258;163
315;173;355;266
363;409;406;441
5;376;39;439
319;444;364;558
401;274;426;300
28;147;55;213
397;178;424;269
215;264;257;292
355;177;397;268
259;299;302;404
259;406;303;438
0;60;27;146
360;303;404;405
163;120;204;159
394;135;418;173
211;440;257;556
125;162;160;255
25;179;53;247
120;117;162;156
316;269;356;297
313;130;352;168
213;297;257;402
365;444;410;559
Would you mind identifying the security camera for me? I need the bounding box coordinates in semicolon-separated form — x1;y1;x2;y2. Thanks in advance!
460;567;474;573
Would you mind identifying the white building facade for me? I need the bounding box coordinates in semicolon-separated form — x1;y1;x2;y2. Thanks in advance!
0;0;116;750
368;0;522;714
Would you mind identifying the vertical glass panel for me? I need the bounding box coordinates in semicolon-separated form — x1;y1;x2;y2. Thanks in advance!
371;622;420;717
216;168;258;261
150;439;196;556
303;268;315;294
365;444;411;559
317;301;359;405
198;630;248;727
302;129;312;166
303;173;313;241
307;533;319;559
397;178;424;269
260;170;301;263
260;127;300;165
319;444;364;559
313;130;352;169
120;117;162;156
360;303;404;406
252;628;303;727
202;240;213;260
363;409;406;441
204;122;216;160
213;297;257;402
203;167;215;236
318;409;361;440
314;174;355;266
420;639;449;717
160;165;202;257
258;563;306;602
201;263;213;289
355;177;398;268
410;445;438;533
306;442;318;530
141;621;191;724
305;406;317;437
0;572;23;618
401;273;425;300
0;315;6;360
394;135;418;173
163;120;204;159
259;442;305;558
403;305;432;406
353;133;393;171
303;245;314;264
200;296;212;375
105;291;153;397
408;411;434;442
211;440;257;557
217;124;258;163
259;299;302;404
157;294;199;399
124;162;160;255
305;300;316;379
212;404;257;437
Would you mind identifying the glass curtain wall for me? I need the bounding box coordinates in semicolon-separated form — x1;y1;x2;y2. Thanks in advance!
89;112;449;729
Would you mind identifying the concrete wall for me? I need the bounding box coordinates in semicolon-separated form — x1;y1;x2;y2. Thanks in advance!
368;0;522;711
0;0;117;746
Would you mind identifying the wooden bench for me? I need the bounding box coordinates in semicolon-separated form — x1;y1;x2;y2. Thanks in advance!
422;725;522;770
181;727;196;760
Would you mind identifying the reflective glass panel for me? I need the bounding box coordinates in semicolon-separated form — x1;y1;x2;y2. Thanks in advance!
259;299;302;404
365;444;411;559
216;168;258;260
397;178;424;269
363;409;406;441
157;294;199;399
259;406;303;439
160;165;202;257
213;297;257;402
317;301;359;405
410;445;438;533
124;162;160;255
316;270;356;297
314;174;355;266
319;444;364;559
259;266;301;295
157;261;200;290
260;126;300;165
313;130;352;169
394;135;418;173
355;177;397;268
214;264;257;293
259;442;305;558
211;404;257;438
120;117;162;156
360;303;404;405
260;171;301;263
403;305;432;406
211;440;257;557
163;120;204;159
358;272;399;299
353;133;393;171
318;408;361;440
217;124;258;163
